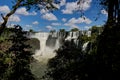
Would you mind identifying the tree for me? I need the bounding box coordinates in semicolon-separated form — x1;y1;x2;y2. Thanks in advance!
6;25;35;80
29;29;34;33
44;41;82;80
50;29;56;33
96;0;120;80
0;0;57;35
89;26;103;35
0;28;13;79
59;29;65;32
71;28;79;32
44;40;98;80
100;0;120;26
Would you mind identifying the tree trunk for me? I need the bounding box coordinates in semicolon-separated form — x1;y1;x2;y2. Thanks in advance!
118;0;120;24
97;1;118;80
0;0;22;35
107;0;114;26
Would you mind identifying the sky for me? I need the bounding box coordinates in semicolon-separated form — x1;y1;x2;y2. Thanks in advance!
0;0;108;32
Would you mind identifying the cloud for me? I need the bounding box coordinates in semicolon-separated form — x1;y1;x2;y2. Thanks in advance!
46;25;53;30
62;0;92;14
64;23;79;29
62;2;77;14
7;24;15;28
40;0;66;14
78;0;92;11
62;18;67;22
40;0;66;21
40;9;49;14
0;5;20;23
51;23;61;26
16;7;28;15
24;24;33;31
0;5;10;13
16;7;37;16
68;16;92;24
84;26;91;30
25;24;32;28
101;9;108;16
42;13;57;21
29;11;37;15
52;3;60;9
8;15;20;22
64;16;92;28
32;21;39;25
71;25;79;28
60;0;66;6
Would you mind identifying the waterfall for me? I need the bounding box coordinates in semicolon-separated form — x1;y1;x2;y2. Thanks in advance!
65;31;80;46
30;32;59;63
86;30;91;37
65;31;79;40
29;31;86;79
30;32;61;79
82;41;89;51
29;31;83;63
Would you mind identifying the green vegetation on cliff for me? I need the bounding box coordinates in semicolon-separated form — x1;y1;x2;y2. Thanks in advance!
0;26;39;80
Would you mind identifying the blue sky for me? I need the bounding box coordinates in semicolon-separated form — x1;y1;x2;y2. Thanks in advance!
0;0;108;32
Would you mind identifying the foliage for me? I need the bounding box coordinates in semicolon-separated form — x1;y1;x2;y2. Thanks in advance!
50;30;56;33
8;25;35;80
0;0;119;79
44;39;98;80
96;0;120;80
0;28;13;79
0;25;35;80
80;26;103;44
59;29;65;32
90;26;103;35
26;38;40;52
29;29;34;33
96;25;120;80
71;28;79;32
44;41;82;80
44;25;106;80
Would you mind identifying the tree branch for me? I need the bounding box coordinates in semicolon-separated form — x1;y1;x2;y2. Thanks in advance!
1;14;5;20
0;0;22;35
6;0;22;18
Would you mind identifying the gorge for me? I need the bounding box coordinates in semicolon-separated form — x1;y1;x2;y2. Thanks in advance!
29;30;91;79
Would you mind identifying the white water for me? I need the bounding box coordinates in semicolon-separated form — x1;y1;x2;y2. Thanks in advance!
30;32;58;63
30;31;88;79
65;31;79;40
86;31;91;37
82;41;89;51
30;31;80;63
30;32;60;79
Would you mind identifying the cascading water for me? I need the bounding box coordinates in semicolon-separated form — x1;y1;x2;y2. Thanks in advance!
65;31;80;47
86;30;91;37
82;41;89;51
29;31;89;80
30;31;81;63
30;32;61;80
30;32;59;63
